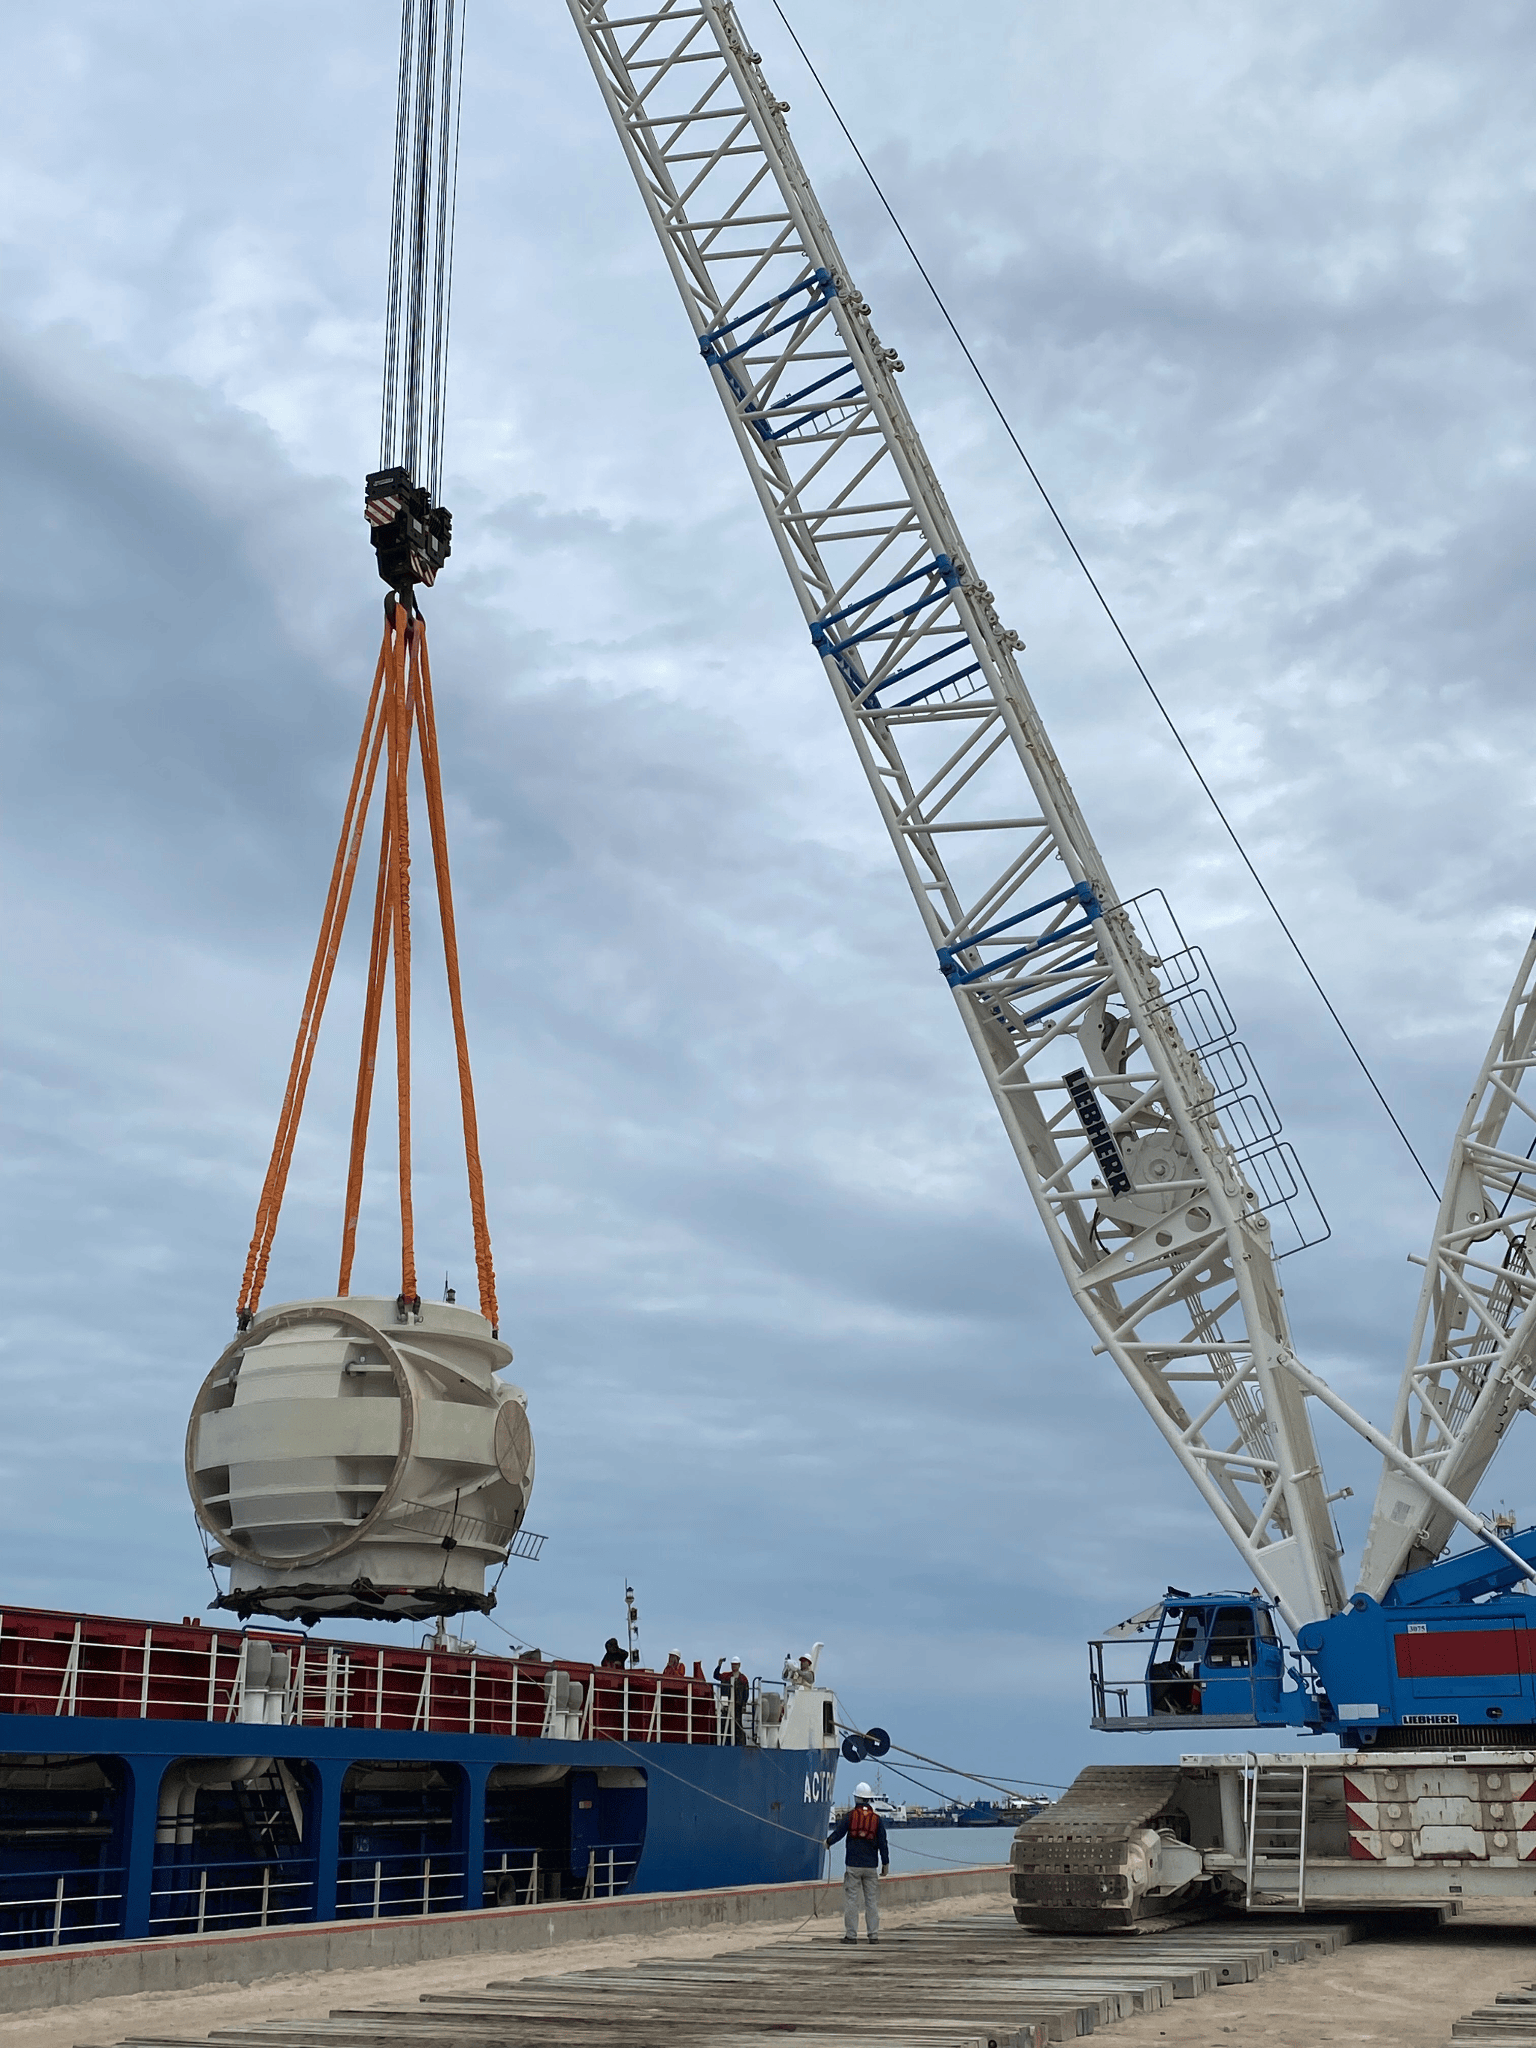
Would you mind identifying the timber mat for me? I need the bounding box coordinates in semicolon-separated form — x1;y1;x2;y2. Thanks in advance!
1442;1971;1536;2041
0;1868;1008;2015
76;1906;1360;2047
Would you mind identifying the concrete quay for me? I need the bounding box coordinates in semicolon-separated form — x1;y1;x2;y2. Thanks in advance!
0;1863;1007;2015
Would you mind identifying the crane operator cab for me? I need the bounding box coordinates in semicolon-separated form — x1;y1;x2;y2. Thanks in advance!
1089;1592;1318;1731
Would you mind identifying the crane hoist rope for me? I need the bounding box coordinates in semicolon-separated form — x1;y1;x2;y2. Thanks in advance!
366;0;467;597
234;0;496;1335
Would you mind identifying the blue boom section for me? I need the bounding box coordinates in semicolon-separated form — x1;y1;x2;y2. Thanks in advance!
1092;1522;1536;1745
0;1715;833;1951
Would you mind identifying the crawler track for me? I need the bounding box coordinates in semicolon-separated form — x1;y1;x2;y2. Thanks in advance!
1010;1762;1190;1931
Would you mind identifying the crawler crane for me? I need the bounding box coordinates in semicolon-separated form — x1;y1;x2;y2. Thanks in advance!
569;0;1536;1923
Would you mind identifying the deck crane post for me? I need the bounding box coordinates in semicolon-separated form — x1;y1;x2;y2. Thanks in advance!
570;0;1536;1924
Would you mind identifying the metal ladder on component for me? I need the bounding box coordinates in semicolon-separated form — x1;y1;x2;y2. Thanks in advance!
1244;1758;1310;1911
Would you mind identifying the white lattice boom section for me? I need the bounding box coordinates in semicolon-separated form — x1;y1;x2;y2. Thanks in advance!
570;0;1349;1625
1359;931;1536;1598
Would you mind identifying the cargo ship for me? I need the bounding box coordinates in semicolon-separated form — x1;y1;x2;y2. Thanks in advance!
0;1598;839;1949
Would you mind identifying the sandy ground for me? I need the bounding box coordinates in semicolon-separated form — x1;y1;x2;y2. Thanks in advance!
1101;1901;1536;2048
15;1892;1536;2048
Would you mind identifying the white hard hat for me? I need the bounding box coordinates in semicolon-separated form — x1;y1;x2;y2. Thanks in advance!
731;1655;742;1665
854;1781;873;1798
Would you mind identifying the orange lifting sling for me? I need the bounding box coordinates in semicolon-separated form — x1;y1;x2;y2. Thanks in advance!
235;597;498;1333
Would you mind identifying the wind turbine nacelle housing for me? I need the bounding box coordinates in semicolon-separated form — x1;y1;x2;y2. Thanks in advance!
186;1297;534;1624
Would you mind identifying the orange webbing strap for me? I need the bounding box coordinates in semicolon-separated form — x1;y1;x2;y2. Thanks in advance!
237;631;390;1324
390;613;417;1305
411;623;500;1331
338;728;397;1293
338;602;409;1299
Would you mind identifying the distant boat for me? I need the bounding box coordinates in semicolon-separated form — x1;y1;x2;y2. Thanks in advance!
833;1790;1052;1830
890;1796;1049;1829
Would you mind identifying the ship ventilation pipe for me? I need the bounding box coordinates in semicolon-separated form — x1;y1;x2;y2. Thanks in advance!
155;1755;269;1852
235;1639;292;1725
543;1669;568;1737
265;1649;291;1725
238;1638;271;1724
0;1762;107;1791
540;1670;585;1739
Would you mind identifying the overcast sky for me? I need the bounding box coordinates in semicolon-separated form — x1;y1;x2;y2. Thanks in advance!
4;0;1535;1806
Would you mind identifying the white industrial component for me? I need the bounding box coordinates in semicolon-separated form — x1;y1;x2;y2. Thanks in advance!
234;1637;292;1724
1359;930;1536;1597
186;1296;534;1624
569;0;1353;1628
758;1684;836;1753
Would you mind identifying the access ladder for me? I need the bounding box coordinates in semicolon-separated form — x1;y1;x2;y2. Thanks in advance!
1244;1758;1310;1910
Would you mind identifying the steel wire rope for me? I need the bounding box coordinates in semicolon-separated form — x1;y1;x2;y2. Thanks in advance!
834;1697;1067;1795
380;0;464;499
400;0;436;480
770;3;1440;1203
594;1734;826;1850
865;1755;988;1809
426;0;467;503
379;0;417;468
884;1743;1068;1793
600;1735;1008;1873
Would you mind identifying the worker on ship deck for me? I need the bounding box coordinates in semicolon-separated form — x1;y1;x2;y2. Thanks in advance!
713;1654;749;1743
662;1648;686;1678
827;1782;889;1944
600;1637;627;1668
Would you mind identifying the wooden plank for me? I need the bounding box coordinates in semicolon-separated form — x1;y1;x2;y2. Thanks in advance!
92;1907;1355;2048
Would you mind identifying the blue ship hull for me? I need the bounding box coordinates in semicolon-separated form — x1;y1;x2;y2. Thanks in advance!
0;1609;840;1950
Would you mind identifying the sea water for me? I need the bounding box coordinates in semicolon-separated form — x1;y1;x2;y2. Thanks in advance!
882;1823;1015;1874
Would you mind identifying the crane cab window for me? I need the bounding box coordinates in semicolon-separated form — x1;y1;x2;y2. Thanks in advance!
1171;1611;1202;1663
1205;1606;1257;1668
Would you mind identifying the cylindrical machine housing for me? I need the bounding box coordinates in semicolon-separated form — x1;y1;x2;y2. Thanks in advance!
186;1296;535;1623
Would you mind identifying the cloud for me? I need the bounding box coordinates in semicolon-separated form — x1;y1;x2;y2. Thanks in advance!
3;0;1536;1787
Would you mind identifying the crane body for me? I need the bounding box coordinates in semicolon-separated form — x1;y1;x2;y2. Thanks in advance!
569;0;1536;1923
